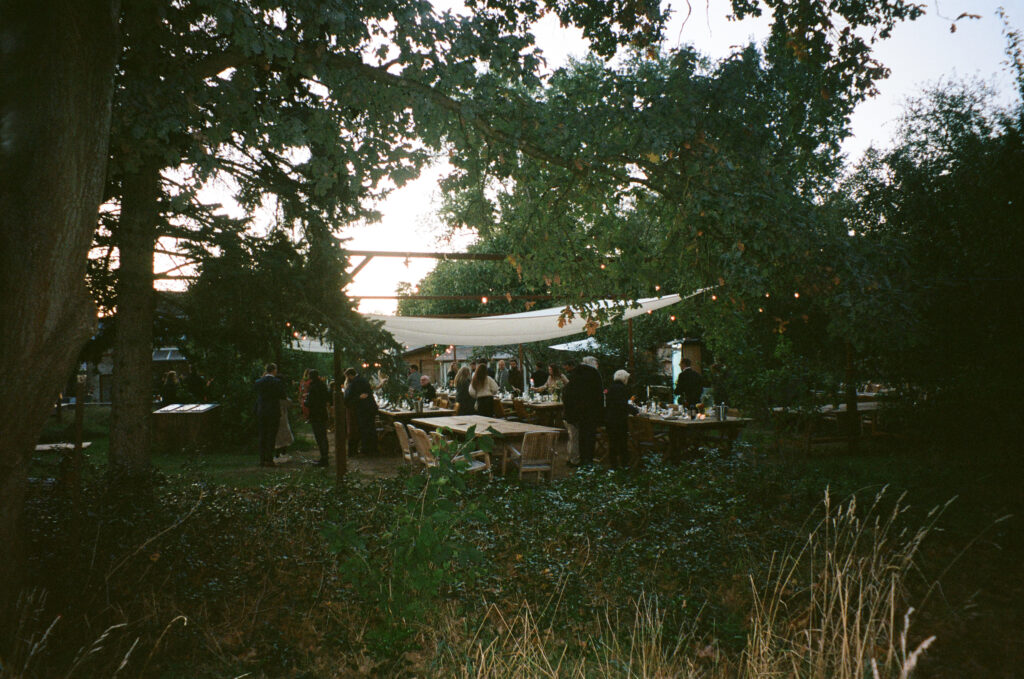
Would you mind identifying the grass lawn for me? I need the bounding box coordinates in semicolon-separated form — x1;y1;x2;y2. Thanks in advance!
18;404;1023;677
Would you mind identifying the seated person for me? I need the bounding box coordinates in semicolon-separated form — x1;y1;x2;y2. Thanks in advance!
418;374;437;402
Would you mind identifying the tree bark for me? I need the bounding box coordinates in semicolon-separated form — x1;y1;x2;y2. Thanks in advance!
108;164;160;481
0;0;120;622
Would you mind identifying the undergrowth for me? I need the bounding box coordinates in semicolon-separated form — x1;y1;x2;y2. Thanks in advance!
6;444;969;678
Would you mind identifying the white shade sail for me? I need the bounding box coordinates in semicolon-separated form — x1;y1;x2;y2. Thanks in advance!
362;290;706;348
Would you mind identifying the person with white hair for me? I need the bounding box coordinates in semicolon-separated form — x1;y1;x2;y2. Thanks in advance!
564;355;603;466
605;369;639;470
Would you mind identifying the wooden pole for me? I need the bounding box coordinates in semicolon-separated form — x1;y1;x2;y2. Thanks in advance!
68;375;86;509
627;318;635;373
518;344;526;392
333;346;347;481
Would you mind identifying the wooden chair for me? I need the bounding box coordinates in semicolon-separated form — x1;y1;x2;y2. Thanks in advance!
628;416;669;464
394;421;415;465
453;402;461;415
493;399;508;419
408;426;437;466
506;431;559;481
512;399;540;424
409;426;490;474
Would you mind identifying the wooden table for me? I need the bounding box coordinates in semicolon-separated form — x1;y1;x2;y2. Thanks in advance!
638;413;752;459
410;415;563;473
378;407;455;455
502;399;565;426
771;401;883;452
378;406;454;424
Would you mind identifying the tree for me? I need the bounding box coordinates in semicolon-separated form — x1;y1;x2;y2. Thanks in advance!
95;0;668;483
840;77;1024;444
0;0;120;617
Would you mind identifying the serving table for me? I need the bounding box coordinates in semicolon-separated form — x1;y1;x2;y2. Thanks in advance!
636;412;752;459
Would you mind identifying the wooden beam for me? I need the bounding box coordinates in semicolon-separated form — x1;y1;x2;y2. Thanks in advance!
348;254;374;278
351;294;552;301
346;250;506;261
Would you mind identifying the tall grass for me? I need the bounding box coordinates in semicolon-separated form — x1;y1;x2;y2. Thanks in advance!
434;489;939;679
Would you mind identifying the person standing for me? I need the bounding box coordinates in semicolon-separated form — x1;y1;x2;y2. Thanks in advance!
305;369;331;467
468;364;500;417
183;364;208;402
495;359;510;391
344;367;379;456
605;370;638;470
255;363;286;467
160;370;179;406
407;364;423;393
530;362;548;391
674;357;703;407
507;359;524;395
564;356;603;466
454;366;475;415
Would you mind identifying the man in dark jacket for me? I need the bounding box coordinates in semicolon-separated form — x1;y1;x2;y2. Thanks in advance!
344;367;378;456
674;358;703;407
507;359;524;395
564;356;603;466
255;363;286;467
531;363;548;391
305;369;331;466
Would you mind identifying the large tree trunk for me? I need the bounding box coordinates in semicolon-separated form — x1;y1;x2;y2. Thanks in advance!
0;0;120;621
108;164;160;481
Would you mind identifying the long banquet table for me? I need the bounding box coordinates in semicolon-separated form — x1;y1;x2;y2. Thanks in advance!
636;412;752;459
409;415;563;473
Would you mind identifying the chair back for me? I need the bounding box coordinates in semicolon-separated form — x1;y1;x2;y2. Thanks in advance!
493;399;507;419
453;402;461;415
394;422;414;463
408;426;437;466
513;399;530;420
518;431;558;471
629;416;657;443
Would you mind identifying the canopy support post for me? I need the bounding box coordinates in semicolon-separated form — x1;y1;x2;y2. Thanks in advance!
333;344;348;481
627;317;635;373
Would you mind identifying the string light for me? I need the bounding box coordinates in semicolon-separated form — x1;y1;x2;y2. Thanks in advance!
655;285;661;291
481;296;488;304
600;263;606;269
758;307;764;313
765;293;770;298
670;315;676;321
711;294;717;301
793;292;800;299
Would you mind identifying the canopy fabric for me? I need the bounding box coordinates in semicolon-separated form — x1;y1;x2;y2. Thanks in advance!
548;337;602;352
363;291;703;348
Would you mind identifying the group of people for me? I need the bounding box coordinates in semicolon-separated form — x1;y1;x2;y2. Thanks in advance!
442;355;637;469
158;364;210;406
255;363;381;468
254;355;709;471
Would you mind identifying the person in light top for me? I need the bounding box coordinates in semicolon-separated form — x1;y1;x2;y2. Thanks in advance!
469;364;500;417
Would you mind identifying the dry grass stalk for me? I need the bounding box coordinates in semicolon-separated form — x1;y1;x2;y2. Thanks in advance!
743;488;942;678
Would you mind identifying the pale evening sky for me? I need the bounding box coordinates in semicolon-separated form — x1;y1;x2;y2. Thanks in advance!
348;1;1022;315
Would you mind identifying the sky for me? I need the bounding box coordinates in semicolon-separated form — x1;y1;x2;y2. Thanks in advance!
343;1;1022;314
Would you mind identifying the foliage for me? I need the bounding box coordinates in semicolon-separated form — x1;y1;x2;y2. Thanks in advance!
839;76;1024;442
17;428;1024;676
323;428;493;657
